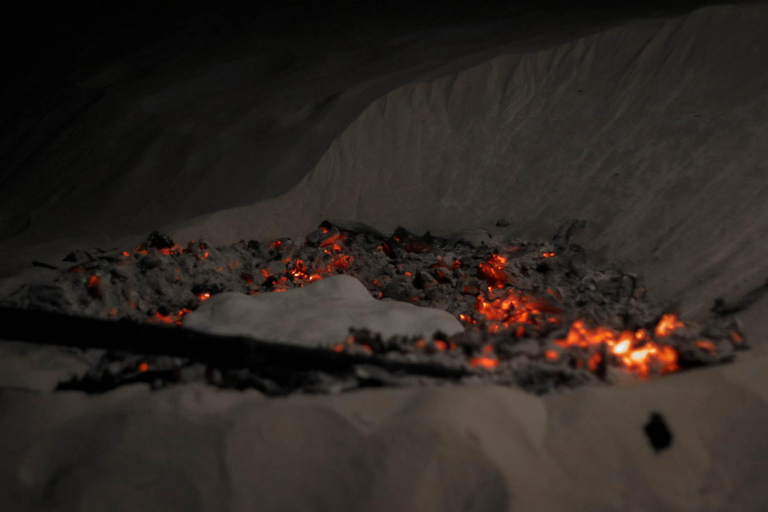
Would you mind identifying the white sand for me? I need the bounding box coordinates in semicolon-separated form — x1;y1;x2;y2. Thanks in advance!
2;350;768;511
183;275;463;345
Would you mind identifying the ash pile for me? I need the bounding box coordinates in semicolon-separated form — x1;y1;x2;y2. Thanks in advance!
2;220;747;395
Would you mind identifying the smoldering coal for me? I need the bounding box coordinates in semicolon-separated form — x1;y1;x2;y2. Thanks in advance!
2;220;747;396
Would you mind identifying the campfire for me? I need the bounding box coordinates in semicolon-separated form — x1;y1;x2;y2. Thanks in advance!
3;220;746;395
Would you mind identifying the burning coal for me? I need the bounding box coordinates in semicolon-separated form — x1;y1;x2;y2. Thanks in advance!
4;220;746;395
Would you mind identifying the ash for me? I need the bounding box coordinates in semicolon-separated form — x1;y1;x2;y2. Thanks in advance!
3;220;747;396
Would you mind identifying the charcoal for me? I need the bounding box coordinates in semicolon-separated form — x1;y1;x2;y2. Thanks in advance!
31;261;59;270
448;229;493;248
138;253;163;270
144;231;176;250
304;228;326;247
0;223;747;397
324;219;385;238
414;269;438;289
495;219;511;227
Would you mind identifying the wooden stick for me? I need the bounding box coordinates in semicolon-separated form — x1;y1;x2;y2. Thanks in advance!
0;307;473;380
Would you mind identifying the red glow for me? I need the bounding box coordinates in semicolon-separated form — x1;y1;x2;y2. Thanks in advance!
198;292;211;301
477;254;508;288
138;362;149;373
555;321;679;377
319;232;345;248
158;245;184;256
470;357;499;369
655;313;685;337
473;288;560;332
153;312;174;324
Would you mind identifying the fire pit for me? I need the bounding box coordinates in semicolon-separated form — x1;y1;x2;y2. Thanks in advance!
2;220;745;395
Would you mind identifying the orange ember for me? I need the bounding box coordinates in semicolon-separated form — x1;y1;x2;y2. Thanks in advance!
158;245;184;256
477;254;508;288
470;357;499;369
198;292;211;301
555;320;680;377
695;340;717;353
319;232;345;248
542;252;556;258
474;288;560;333
138;362;149;373
655;313;685;337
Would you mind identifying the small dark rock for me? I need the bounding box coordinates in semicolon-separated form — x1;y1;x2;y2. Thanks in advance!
644;412;673;452
145;231;176;250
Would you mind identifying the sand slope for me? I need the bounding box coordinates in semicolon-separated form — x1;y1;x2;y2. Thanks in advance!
0;1;752;275
178;3;768;324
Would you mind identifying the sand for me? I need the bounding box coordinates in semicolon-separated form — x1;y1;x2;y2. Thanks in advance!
2;346;768;511
182;275;463;346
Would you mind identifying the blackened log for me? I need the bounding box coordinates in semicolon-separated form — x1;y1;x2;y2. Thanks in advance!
0;307;473;380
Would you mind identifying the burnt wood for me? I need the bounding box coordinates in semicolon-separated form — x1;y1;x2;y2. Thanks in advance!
0;306;473;380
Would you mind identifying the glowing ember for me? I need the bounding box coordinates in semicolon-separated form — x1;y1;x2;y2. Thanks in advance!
477;254;508;288
86;275;101;297
197;292;211;301
319;232;345;248
138;362;149;373
695;340;717;353
555;319;681;377
473;288;560;333
655;313;685;337
469;357;499;369
159;245;184;256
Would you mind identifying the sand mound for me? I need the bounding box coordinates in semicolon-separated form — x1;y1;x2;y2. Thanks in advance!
183;275;463;345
